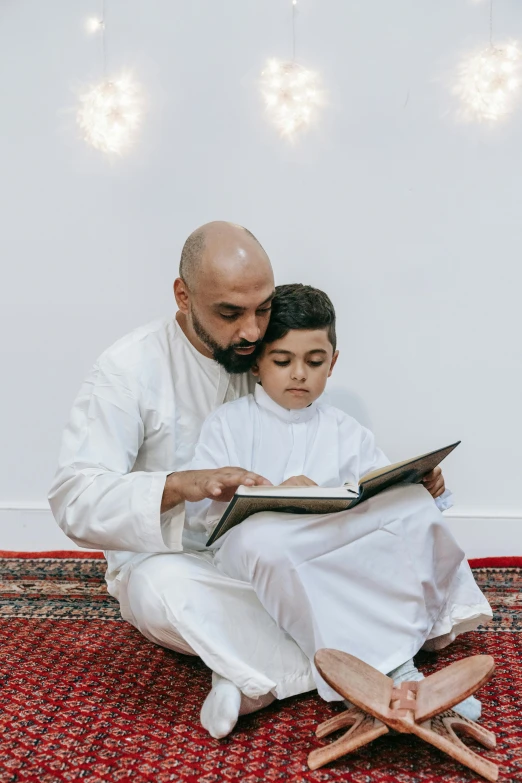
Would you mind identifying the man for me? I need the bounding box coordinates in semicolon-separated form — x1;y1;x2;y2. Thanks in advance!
50;221;480;740
49;222;317;738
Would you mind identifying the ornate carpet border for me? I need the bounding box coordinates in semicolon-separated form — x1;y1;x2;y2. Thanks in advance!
1;550;521;568
0;553;519;629
0;550;105;559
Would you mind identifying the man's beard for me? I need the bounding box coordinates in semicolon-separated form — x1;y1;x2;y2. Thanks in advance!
191;309;262;374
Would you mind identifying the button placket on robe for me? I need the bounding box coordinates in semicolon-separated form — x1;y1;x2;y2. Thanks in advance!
282;420;308;480
215;368;232;407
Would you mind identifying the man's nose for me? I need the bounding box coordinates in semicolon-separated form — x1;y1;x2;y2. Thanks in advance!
238;314;261;344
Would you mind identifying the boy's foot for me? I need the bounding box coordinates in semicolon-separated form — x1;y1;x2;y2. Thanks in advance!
344;659;481;722
389;659;481;721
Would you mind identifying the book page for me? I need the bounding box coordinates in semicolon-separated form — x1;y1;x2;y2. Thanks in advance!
237;485;357;499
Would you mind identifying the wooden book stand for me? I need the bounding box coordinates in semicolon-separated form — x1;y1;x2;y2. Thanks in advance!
308;650;498;782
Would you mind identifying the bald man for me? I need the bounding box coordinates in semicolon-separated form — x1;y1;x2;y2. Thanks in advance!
49;222;316;738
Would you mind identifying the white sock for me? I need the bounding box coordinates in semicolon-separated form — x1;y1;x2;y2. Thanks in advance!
200;673;242;739
388;659;482;721
344;659;481;722
239;691;276;716
201;674;276;739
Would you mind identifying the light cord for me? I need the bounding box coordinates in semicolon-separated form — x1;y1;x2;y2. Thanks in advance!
292;0;297;61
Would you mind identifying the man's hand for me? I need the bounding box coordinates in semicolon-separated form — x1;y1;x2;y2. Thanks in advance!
279;475;318;488
161;468;272;512
422;467;445;499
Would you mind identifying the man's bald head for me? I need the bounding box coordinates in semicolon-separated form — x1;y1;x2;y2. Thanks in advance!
179;221;269;291
174;221;275;373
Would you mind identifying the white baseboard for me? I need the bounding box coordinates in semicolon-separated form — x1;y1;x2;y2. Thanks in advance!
0;503;520;558
0;503;89;552
443;508;522;559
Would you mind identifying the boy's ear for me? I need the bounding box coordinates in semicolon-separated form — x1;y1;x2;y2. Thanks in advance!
251;362;260;377
328;350;339;378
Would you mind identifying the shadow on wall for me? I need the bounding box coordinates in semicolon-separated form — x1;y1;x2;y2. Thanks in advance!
324;387;373;431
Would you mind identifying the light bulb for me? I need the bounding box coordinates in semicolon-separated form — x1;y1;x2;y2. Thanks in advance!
86;17;104;34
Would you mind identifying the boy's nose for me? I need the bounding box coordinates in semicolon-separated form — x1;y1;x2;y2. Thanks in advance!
291;364;307;381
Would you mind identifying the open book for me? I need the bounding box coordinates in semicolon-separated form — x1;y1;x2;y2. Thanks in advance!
205;441;460;546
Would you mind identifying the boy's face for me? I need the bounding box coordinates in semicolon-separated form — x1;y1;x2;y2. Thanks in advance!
252;329;338;410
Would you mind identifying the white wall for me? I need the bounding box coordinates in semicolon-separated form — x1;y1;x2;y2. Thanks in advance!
1;0;521;555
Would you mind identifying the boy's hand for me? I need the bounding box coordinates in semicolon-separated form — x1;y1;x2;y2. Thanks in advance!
279;475;318;487
422;467;445;499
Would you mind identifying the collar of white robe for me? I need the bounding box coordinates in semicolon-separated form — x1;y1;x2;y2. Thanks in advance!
254;383;318;424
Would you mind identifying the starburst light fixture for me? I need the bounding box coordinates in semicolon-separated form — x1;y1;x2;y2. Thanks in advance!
77;74;142;155
260;58;322;139
454;42;521;123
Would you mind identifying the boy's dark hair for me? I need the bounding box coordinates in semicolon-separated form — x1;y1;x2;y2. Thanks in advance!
263;284;337;351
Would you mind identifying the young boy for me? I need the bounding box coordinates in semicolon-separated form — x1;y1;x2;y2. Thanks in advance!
186;284;492;738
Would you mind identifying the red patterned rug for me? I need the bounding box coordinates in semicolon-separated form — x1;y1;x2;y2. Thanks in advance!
0;552;520;783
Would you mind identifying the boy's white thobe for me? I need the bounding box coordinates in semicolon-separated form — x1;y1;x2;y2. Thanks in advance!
187;384;492;700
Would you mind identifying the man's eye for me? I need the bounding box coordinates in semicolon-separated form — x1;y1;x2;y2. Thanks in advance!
256;308;272;317
220;313;239;321
274;360;290;367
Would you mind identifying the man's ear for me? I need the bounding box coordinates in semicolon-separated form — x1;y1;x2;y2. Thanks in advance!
328;350;339;378
174;278;190;314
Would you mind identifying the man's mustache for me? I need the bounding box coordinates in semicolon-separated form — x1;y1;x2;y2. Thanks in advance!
231;340;262;350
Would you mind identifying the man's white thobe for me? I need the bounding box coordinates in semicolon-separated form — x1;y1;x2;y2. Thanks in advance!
49;317;317;699
49;317;491;703
186;384;492;700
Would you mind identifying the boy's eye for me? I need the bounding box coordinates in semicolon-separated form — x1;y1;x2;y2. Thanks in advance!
309;360;325;367
273;360;290;367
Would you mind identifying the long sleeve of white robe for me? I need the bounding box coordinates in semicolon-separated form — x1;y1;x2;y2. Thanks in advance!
48;353;175;553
